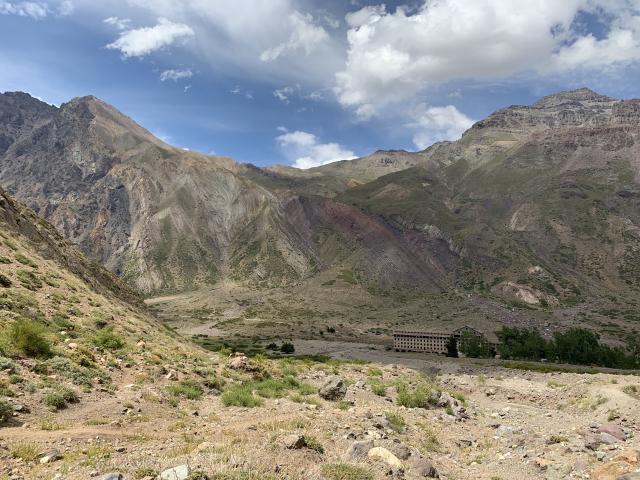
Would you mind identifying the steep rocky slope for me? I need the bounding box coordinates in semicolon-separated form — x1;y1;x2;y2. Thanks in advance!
0;93;458;294
1;88;640;316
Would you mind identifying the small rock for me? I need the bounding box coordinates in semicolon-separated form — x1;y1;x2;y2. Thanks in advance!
39;449;62;464
281;434;306;449
345;440;374;460
409;457;439;478
160;465;190;480
390;443;411;460
100;474;124;480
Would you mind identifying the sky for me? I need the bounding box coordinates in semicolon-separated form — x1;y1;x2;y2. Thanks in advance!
1;0;640;168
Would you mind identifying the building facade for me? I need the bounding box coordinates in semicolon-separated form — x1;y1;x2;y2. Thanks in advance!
393;326;483;354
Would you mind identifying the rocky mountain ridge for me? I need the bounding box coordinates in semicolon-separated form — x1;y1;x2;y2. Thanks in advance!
1;88;639;324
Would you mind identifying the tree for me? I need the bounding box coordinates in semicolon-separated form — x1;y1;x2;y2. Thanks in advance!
280;342;295;354
496;327;548;360
459;331;494;358
446;336;459;358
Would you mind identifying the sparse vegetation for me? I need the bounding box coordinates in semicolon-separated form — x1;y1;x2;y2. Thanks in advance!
322;463;373;480
395;381;439;409
91;327;125;351
0;400;13;424
45;387;79;410
10;442;38;461
167;380;204;400
6;319;51;358
385;410;406;433
221;385;264;408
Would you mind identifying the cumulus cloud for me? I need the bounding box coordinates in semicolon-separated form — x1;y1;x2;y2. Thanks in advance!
160;68;193;82
260;10;329;62
276;129;357;169
410;105;474;150
106;17;194;58
335;0;640;114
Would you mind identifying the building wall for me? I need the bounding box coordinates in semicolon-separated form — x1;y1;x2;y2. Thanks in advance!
393;332;452;354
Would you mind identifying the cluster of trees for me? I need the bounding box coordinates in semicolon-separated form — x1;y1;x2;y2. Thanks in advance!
496;327;639;369
454;326;640;369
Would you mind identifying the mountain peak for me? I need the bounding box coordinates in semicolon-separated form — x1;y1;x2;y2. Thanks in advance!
533;88;613;108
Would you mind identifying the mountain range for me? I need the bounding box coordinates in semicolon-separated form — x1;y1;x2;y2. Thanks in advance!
1;88;640;336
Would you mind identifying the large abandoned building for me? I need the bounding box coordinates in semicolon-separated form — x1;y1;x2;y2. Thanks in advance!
393;326;484;354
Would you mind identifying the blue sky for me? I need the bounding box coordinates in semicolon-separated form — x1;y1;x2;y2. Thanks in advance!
1;0;640;168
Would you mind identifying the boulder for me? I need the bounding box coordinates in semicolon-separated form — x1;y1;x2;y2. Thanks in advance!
591;461;637;480
227;353;252;371
598;424;627;442
368;446;403;469
318;376;347;401
160;465;190;480
617;474;640;480
345;440;374;460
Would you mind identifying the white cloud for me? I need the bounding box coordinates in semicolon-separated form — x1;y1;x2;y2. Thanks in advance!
410;104;474;150
106;17;194;58
260;10;329;62
160;68;193;82
273;86;295;103
276;129;357;169
104;16;131;30
335;0;640;114
0;0;72;18
230;86;253;100
0;1;49;18
57;0;73;15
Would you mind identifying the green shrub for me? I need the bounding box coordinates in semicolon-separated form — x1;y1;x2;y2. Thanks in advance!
304;435;325;453
0;381;15;397
0;273;11;288
253;376;299;398
167;380;204;400
203;374;225;390
45;387;79;410
0;400;13;423
45;356;95;386
385;411;405;433
16;269;42;291
396;382;439;409
8;320;51;358
221;386;264;408
321;463;372;480
14;253;37;268
91;327;125;351
369;379;386;396
10;441;38;461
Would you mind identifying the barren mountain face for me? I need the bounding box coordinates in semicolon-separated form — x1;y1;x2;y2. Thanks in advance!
1;88;639;312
